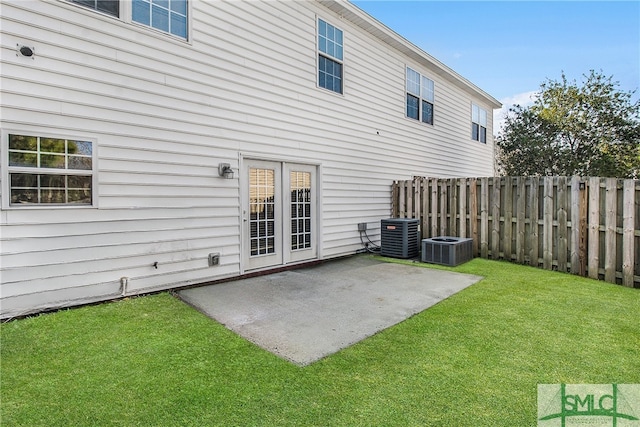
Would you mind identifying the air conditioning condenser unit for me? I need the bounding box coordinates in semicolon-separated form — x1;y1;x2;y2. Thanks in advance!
380;218;419;259
422;237;473;266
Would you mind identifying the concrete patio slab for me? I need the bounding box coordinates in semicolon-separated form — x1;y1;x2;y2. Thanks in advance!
177;256;482;366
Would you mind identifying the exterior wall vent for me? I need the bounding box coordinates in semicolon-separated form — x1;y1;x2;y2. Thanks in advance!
380;218;419;259
421;237;473;266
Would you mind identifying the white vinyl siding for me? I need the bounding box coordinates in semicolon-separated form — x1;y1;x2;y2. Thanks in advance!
0;0;498;318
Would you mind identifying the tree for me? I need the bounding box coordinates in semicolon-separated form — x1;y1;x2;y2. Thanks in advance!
496;71;640;178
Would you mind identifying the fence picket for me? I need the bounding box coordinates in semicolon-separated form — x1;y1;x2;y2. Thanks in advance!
543;177;554;270
530;177;540;267
459;179;467;238
430;178;438;237
481;178;489;258
469;178;479;255
557;176;568;272
492;178;501;259
516;177;526;263
413;177;420;230
421;178;429;240
570;177;581;274
504;177;513;261
604;178;617;283
440;180;448;236
443;180;458;236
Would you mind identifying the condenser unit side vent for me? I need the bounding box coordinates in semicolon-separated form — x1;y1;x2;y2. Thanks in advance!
380;218;419;259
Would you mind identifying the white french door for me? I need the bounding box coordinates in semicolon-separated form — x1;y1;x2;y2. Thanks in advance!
242;160;317;271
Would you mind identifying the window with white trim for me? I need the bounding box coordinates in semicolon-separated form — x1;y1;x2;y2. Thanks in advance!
132;0;188;39
471;104;488;143
317;18;343;94
70;0;119;17
406;67;434;125
6;134;95;206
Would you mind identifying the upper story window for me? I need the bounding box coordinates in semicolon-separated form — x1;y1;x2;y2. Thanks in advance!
317;19;343;94
6;134;95;207
406;67;434;125
133;0;188;39
472;104;488;143
70;0;119;17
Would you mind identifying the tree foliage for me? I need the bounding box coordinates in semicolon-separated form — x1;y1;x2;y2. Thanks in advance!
496;71;640;178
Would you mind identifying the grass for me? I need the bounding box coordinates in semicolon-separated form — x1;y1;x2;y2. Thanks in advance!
1;257;639;426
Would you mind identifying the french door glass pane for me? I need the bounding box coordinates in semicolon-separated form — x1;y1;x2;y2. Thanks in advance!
290;171;312;251
249;168;276;256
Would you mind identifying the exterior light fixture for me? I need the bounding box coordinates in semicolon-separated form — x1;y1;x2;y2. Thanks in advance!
17;44;34;58
218;163;234;179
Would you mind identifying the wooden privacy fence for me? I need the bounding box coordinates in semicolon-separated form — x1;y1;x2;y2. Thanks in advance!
392;176;640;288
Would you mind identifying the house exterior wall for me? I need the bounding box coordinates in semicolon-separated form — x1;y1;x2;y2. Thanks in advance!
0;0;501;319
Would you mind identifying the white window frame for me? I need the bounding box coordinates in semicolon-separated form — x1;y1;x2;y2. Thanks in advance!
131;0;189;40
317;17;344;95
406;67;435;125
471;103;488;143
1;130;98;209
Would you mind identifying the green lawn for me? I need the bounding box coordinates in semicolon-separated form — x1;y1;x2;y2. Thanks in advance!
1;258;639;426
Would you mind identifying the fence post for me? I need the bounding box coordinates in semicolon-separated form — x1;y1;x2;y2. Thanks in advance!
421;178;429;240
588;177;600;280
469;178;479;256
491;177;501;259
516;177;526;263
391;180;399;218
622;179;636;287
543;177;554;270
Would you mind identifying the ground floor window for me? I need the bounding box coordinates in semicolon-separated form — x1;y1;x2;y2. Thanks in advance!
6;133;95;206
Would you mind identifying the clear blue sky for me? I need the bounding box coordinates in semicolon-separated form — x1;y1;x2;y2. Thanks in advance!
351;1;640;113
